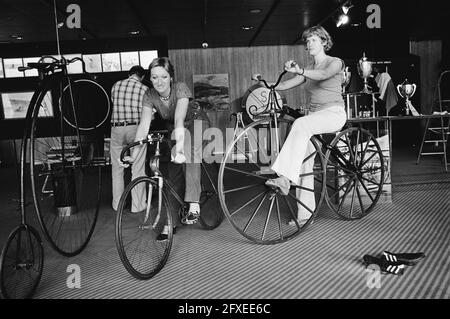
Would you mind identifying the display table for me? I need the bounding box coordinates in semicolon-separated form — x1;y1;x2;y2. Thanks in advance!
346;114;450;203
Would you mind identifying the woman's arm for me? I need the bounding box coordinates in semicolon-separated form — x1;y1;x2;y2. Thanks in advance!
276;75;306;91
252;73;305;91
286;58;343;81
173;97;189;155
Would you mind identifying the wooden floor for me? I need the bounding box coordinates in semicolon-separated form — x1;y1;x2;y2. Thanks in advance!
0;145;449;300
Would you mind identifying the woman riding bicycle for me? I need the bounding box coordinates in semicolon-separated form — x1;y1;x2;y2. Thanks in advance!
258;25;347;225
123;57;211;240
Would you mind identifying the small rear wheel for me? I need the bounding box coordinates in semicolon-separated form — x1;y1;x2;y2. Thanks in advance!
324;127;385;219
0;225;44;299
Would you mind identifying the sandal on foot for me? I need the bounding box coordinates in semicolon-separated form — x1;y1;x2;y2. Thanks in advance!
363;254;406;276
383;251;425;266
265;177;290;195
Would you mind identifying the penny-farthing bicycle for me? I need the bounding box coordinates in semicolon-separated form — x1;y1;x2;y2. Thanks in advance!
116;131;223;279
0;56;110;298
218;70;385;244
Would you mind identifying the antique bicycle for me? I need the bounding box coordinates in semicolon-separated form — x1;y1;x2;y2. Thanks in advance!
116;130;223;279
0;56;110;298
218;69;386;244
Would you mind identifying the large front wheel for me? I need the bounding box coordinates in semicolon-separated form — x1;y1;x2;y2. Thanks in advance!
218;118;326;244
29;88;101;257
115;176;173;280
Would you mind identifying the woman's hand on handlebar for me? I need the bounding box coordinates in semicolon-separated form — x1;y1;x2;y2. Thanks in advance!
252;73;262;81
119;155;135;168
284;60;301;74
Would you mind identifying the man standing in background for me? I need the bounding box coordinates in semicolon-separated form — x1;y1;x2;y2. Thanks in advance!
110;65;149;212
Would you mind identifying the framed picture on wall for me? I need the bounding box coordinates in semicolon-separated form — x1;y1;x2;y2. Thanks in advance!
83;54;102;73
3;58;24;78
101;52;121;72
193;73;230;111
0;58;4;78
120;51;139;71
1;91;53;119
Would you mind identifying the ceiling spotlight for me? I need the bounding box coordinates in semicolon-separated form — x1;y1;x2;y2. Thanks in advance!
57;22;64;28
202;41;208;49
336;14;349;27
128;30;140;35
242;25;254;31
249;8;262;14
10;35;23;40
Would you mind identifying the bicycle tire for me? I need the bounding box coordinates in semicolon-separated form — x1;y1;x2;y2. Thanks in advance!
115;176;173;280
198;161;224;230
324;127;385;219
0;224;44;299
61;79;110;131
29;86;101;257
218;117;325;244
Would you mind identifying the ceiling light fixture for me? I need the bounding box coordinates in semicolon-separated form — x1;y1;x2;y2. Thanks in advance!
10;35;23;40
336;14;349;27
242;25;254;31
128;30;140;35
249;8;262;14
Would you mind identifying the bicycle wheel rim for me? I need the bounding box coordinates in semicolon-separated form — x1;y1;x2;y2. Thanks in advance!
198;162;224;230
325;127;385;219
30;87;101;257
0;225;44;299
61;79;110;131
218;117;325;244
115;176;173;280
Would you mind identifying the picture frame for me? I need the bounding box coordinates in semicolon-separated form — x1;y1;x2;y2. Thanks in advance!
193;73;230;111
1;91;53;119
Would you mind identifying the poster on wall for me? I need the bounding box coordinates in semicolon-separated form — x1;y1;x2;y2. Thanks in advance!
193;73;230;111
1;91;53;119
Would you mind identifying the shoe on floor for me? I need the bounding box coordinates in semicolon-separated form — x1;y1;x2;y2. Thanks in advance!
265;176;290;195
382;251;425;266
363;254;406;276
181;202;200;225
156;225;176;242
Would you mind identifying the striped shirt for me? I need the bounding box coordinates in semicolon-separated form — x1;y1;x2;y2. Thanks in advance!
111;75;151;123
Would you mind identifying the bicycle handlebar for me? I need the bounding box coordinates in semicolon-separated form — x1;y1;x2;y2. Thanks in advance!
18;55;87;74
253;61;297;89
119;130;170;165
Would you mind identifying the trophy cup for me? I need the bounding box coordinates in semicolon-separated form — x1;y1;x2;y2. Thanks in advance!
396;79;417;115
341;66;351;94
358;52;372;93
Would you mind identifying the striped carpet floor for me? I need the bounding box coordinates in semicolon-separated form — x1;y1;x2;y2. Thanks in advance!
28;181;449;299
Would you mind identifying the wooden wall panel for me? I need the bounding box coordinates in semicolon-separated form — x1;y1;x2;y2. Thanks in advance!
169;45;312;133
410;40;442;114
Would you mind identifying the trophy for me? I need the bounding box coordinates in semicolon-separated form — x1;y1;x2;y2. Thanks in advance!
396;79;417;115
358;52;372;93
341;66;351;94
